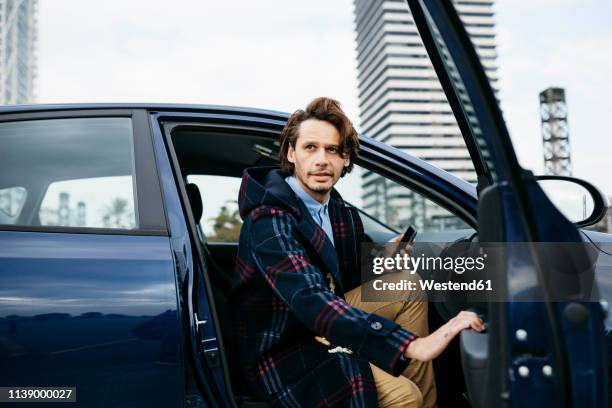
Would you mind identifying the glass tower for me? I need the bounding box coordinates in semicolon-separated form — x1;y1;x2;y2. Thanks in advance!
352;0;498;229
0;0;37;104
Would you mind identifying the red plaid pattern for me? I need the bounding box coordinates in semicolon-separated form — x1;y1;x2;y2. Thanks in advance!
229;167;416;407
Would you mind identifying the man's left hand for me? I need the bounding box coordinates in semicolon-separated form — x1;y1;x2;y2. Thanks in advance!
381;233;414;259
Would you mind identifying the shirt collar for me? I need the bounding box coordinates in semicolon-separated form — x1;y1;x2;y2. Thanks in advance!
285;176;330;213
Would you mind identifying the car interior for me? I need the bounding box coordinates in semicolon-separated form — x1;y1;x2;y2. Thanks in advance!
170;124;484;407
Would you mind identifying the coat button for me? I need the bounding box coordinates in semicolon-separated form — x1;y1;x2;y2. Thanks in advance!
370;321;383;331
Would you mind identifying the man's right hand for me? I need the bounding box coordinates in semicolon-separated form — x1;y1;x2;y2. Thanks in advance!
404;310;485;361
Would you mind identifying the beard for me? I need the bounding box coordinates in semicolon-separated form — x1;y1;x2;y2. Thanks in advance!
295;169;337;195
307;181;332;192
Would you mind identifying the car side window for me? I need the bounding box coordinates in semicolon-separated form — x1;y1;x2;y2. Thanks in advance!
0;117;138;230
187;167;470;243
187;174;242;243
335;164;471;234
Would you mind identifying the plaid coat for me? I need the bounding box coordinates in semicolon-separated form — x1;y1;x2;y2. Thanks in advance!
229;167;417;407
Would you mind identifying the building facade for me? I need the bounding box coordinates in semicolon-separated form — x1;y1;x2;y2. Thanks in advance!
352;0;498;231
0;0;37;104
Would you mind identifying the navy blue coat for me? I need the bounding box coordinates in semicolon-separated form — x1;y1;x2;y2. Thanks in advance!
229;167;417;407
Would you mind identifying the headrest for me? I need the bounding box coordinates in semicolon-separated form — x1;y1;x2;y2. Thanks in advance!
185;183;203;224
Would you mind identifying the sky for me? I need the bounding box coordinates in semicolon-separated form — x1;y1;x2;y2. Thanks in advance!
37;0;612;205
494;0;612;198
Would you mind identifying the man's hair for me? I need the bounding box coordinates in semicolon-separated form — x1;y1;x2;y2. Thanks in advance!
278;97;359;177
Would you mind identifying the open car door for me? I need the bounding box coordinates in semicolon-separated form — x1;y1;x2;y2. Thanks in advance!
405;0;607;406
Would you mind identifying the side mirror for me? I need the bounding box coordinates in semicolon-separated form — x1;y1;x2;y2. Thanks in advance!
536;175;609;227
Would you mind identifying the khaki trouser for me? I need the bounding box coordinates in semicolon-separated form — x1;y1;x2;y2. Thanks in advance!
344;271;437;408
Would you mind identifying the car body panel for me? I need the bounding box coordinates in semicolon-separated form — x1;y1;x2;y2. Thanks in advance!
0;231;183;407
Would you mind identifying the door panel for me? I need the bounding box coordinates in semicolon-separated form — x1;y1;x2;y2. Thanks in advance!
0;232;181;407
150;113;234;407
406;0;607;406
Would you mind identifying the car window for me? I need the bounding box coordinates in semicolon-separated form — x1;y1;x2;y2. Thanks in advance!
0;117;138;230
335;163;471;234
187;175;242;243
189;165;471;243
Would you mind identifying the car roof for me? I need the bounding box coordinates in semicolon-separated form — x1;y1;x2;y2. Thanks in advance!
0;102;291;120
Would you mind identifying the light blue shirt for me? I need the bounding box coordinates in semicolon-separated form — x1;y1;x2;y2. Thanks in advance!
285;176;335;247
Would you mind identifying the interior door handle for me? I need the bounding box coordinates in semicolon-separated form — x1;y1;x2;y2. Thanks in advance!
460;329;489;408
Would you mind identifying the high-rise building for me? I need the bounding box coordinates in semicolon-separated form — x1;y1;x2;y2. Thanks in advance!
352;0;498;230
0;0;37;104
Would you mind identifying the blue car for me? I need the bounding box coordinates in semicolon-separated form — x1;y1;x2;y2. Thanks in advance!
0;0;610;406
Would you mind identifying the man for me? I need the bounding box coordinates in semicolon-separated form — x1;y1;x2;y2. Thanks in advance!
230;97;484;407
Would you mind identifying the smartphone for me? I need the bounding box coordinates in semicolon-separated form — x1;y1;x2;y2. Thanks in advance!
392;225;418;257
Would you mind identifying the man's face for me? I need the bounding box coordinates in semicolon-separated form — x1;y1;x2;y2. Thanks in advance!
287;118;350;203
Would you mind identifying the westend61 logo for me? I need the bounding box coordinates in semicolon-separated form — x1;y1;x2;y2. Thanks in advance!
372;252;487;275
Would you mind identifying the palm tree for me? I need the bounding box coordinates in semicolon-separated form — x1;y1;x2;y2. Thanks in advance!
102;198;133;228
207;201;242;242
